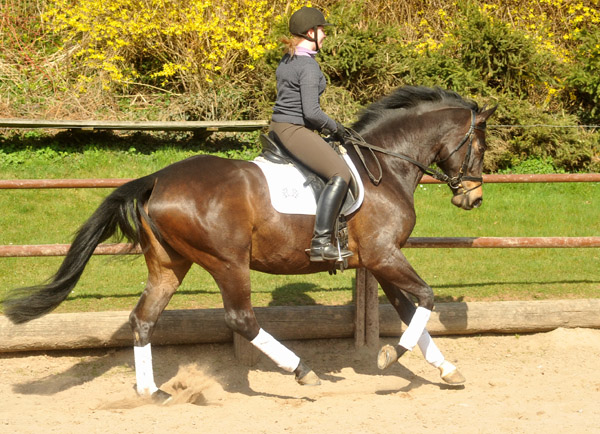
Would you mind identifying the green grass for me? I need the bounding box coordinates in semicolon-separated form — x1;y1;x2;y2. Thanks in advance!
406;182;599;302
0;134;598;313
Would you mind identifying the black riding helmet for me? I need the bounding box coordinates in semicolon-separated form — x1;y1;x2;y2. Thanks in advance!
289;7;333;51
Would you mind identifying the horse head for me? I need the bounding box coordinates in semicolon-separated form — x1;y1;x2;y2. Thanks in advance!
435;105;497;210
351;86;498;211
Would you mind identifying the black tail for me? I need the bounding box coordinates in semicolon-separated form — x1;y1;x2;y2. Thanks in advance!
2;175;159;324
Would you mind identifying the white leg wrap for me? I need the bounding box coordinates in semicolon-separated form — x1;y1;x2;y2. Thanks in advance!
417;329;445;368
251;328;300;373
133;343;158;396
399;307;431;351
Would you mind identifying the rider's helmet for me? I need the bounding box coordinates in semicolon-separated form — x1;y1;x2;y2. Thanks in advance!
289;7;333;50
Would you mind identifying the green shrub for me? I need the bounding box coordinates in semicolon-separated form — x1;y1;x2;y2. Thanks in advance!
450;3;560;102
498;157;565;175
2;0;599;173
484;93;598;172
316;2;407;103
564;29;600;124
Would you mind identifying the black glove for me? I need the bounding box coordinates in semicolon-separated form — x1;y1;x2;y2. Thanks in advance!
332;121;347;144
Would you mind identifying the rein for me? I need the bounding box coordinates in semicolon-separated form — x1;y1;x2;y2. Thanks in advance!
345;110;484;193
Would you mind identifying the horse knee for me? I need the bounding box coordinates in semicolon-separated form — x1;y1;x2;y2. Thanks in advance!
224;309;259;341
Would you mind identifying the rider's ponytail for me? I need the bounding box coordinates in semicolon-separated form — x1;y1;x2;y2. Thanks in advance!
280;35;303;56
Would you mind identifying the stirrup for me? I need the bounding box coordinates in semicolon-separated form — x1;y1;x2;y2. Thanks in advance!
306;241;353;262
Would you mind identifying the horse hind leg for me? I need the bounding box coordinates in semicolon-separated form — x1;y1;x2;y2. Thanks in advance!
214;265;320;386
129;235;192;403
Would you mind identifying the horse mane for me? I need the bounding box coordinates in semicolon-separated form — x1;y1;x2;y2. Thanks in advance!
352;86;479;133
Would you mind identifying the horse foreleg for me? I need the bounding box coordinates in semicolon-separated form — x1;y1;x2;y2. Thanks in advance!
376;280;465;384
415;329;465;384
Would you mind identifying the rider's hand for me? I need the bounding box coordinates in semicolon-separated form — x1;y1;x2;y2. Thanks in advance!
333;121;347;144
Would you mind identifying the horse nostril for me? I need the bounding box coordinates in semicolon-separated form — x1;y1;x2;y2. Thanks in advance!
472;198;483;208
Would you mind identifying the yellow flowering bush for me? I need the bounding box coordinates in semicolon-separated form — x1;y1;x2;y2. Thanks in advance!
391;0;600;105
3;0;597;169
403;1;600;58
43;0;304;90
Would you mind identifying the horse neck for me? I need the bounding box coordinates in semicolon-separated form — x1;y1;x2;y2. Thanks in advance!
353;110;452;192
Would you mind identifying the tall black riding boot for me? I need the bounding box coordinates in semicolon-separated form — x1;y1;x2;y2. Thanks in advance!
308;176;353;262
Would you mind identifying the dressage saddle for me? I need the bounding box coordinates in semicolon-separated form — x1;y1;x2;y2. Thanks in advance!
259;131;358;213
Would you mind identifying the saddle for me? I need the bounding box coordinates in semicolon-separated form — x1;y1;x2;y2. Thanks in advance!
259;132;359;214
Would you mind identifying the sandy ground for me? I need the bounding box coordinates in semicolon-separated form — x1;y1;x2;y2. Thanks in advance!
1;327;599;434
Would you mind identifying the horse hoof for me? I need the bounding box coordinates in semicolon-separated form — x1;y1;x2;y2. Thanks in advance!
296;369;321;386
294;361;321;386
439;361;466;385
151;389;173;405
377;344;407;370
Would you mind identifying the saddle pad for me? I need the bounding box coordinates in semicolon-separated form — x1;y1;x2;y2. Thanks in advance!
251;154;364;216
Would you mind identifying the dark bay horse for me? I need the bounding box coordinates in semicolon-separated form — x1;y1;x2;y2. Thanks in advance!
3;86;496;402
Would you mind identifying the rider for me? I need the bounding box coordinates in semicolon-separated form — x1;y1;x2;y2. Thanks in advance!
270;6;353;262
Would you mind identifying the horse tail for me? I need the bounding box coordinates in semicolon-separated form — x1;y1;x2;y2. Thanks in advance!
2;175;159;324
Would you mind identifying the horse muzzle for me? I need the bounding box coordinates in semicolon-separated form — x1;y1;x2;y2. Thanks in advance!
450;181;483;210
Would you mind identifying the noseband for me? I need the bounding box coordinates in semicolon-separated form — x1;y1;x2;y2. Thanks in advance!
346;110;484;195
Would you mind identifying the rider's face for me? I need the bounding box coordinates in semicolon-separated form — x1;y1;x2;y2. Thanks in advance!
315;26;326;47
307;26;326;49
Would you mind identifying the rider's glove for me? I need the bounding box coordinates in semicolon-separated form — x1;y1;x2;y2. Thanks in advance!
323;121;347;144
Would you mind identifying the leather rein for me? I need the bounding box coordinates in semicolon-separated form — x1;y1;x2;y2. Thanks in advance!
344;110;485;194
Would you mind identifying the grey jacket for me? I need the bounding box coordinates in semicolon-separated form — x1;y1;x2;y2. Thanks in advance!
272;54;337;133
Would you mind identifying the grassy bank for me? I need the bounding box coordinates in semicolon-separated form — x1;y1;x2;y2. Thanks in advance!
0;137;598;313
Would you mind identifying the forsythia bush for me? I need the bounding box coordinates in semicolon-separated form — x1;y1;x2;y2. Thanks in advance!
3;0;599;171
43;0;304;90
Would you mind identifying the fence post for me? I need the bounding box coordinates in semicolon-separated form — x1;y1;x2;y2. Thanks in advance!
354;269;366;348
355;268;380;348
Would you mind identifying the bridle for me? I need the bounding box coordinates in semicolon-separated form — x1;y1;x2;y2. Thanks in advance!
345;110;485;195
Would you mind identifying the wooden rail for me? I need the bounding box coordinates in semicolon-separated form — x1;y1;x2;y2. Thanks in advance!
1;237;599;258
422;173;600;183
0;118;269;133
1;173;598;189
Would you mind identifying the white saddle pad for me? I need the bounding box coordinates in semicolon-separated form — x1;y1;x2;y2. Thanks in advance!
251;153;364;216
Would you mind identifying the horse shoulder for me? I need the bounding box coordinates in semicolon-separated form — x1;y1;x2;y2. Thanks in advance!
349;185;417;248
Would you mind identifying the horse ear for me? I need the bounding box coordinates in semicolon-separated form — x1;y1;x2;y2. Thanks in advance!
477;105;498;124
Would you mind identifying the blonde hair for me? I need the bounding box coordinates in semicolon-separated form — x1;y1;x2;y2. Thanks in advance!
281;35;304;56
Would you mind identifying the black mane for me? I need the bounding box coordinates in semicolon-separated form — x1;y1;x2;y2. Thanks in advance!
352;86;479;132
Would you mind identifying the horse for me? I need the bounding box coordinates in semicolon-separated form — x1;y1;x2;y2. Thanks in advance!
3;86;497;403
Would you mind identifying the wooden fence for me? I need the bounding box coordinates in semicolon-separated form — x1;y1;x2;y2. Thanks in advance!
0;118;269;133
1;173;598;352
1;119;598;352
